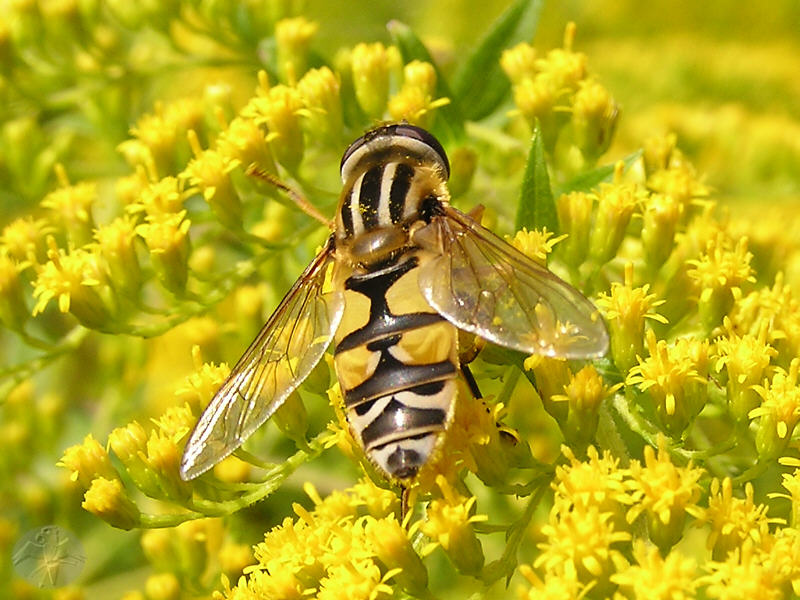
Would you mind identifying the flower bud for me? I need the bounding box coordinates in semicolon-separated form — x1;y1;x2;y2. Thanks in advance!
556;191;594;268
58;434;120;489
135;211;191;295
297;66;343;144
351;42;401;118
82;477;140;530
275;17;318;83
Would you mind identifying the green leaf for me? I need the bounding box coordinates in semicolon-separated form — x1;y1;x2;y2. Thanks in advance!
387;20;465;145
555;149;643;196
515;121;558;233
452;0;544;121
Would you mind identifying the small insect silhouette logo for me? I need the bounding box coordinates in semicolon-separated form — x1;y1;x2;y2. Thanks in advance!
12;525;86;589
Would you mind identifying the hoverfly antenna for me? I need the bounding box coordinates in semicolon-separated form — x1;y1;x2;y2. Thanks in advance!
340;124;450;183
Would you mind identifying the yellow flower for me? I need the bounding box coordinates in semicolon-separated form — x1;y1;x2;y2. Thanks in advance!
183;134;242;229
275;16;318;83
714;317;776;424
419;475;487;575
135;210;191;295
297;66;343;143
641;193;683;270
688;232;756;330
556;190;594;268
40;178;96;247
749;359;800;459
0;216;51;262
697;478;779;560
128;176;188;217
627;329;709;435
510;227;566;267
144;572;180;600
553;446;634;524
535;504;630;592
551;365;621;447
626;440;704;551
58;433;120;489
388;60;449;129
610;540;697;600
597;262;667;372
94;216;142;295
316;560;396;600
517;564;594;600
350;42;402;118
588;174;642;265
701;541;785;600
216;116;276;174
31;240;117;329
244;82;305;172
81;477;140;530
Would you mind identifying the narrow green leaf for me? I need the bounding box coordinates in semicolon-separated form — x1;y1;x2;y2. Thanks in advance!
555;149;643;196
516;121;558;233
387;20;465;145
452;0;544;121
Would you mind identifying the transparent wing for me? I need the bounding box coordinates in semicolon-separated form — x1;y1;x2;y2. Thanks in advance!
415;206;608;359
180;237;344;480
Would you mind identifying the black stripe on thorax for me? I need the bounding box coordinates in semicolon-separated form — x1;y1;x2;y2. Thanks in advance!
340;188;354;237
389;162;414;224
359;164;383;229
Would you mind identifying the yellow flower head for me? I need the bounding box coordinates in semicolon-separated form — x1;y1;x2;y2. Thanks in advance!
275;16;318;83
750;359;800;459
58;433;119;488
244;83;305;171
597;262;667;371
297;66;343;142
701;540;785;600
687;232;755;329
535;504;630;590
94;215;142;294
697;478;779;561
627;330;709;434
627;439;704;551
350;42;402;118
32;240;116;328
1;216;51;262
41;178;97;247
388;60;450;129
183;135;242;229
419;475;487;575
611;540;697;600
81;477;140;530
511;227;566;267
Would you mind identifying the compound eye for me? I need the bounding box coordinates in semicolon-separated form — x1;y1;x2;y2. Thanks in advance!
391;124;450;177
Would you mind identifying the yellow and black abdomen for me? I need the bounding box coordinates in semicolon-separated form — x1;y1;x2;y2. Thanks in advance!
333;249;458;481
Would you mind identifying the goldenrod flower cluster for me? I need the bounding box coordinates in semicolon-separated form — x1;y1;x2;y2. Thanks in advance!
2;2;800;599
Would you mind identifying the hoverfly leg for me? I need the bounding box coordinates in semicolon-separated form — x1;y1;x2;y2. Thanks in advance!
245;164;330;227
460;364;483;399
400;486;412;526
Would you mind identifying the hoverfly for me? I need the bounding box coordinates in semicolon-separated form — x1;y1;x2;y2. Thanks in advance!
180;124;608;488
